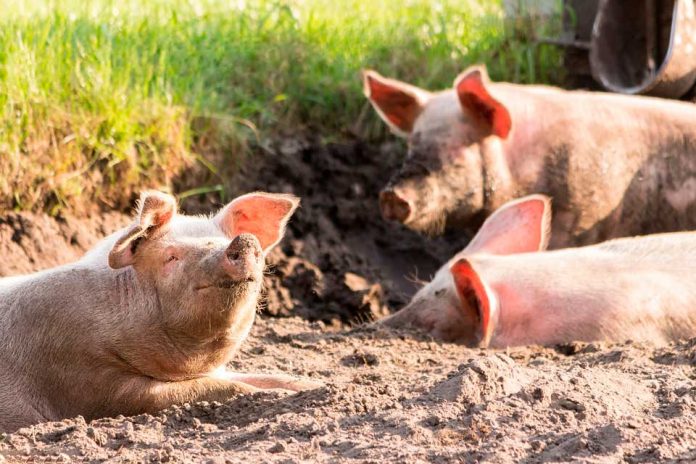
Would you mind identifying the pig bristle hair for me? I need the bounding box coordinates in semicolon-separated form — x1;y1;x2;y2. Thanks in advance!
355;312;374;325
262;263;276;278
132;196;145;219
257;266;271;314
405;270;428;288
256;299;268;315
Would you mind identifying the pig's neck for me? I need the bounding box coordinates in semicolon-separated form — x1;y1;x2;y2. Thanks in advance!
109;268;230;380
106;267;246;381
476;88;553;213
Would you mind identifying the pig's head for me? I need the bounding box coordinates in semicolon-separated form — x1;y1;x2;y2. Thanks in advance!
363;65;512;235
380;195;550;346
107;190;299;350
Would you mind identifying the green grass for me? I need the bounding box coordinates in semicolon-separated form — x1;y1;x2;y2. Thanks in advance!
0;0;564;213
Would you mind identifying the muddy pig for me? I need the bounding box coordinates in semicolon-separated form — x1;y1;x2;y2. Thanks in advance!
380;194;696;347
363;65;696;246
0;190;318;432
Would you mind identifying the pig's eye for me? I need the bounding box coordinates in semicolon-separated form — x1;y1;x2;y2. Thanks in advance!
165;255;178;263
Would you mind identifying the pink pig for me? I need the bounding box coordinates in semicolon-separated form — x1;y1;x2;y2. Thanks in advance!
0;190;318;432
381;195;696;347
363;65;696;247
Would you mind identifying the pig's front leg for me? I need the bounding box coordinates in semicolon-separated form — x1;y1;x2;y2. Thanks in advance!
110;375;262;416
111;372;320;417
222;372;322;392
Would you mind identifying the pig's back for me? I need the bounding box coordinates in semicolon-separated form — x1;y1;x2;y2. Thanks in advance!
498;82;696;120
592;232;696;267
479;231;696;276
476;232;696;346
492;232;696;283
497;82;696;152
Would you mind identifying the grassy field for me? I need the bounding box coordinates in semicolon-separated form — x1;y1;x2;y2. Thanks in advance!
0;0;564;214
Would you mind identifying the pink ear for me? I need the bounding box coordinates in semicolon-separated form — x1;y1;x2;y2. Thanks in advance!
215;192;300;253
108;191;177;269
450;259;494;347
454;66;512;139
466;195;551;255
363;69;430;136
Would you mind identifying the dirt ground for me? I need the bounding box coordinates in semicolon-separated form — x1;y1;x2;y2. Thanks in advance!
2;139;696;463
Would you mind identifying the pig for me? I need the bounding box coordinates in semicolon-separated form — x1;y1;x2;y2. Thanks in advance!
380;194;696;347
363;65;696;247
0;190;318;433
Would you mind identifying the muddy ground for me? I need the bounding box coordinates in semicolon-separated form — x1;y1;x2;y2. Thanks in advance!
2;139;696;463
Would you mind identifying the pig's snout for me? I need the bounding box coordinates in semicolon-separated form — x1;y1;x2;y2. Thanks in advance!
226;234;261;262
380;189;413;223
223;233;262;282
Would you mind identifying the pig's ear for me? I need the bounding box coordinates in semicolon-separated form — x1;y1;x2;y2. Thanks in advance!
454;66;512;139
362;69;431;137
108;191;177;269
465;194;551;255
450;259;497;347
215;192;299;253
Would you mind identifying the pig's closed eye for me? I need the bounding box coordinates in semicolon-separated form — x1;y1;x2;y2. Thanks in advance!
162;246;181;270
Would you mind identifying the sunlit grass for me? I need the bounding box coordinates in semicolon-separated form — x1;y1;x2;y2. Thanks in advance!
0;0;564;213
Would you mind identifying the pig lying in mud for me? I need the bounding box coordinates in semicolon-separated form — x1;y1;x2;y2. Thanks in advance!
364;65;696;247
381;195;696;347
0;191;317;432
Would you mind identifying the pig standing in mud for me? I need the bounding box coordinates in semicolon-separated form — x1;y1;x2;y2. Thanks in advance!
0;190;317;433
381;195;696;347
364;65;696;247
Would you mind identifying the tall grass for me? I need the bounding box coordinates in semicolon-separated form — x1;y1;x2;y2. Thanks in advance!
0;0;564;213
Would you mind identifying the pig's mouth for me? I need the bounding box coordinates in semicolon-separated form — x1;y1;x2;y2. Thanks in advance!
195;277;256;291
